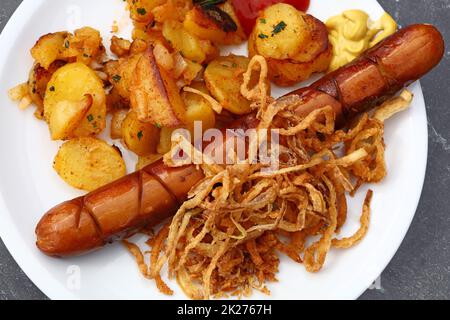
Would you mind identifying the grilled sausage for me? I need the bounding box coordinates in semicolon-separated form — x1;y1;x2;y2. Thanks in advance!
36;24;444;257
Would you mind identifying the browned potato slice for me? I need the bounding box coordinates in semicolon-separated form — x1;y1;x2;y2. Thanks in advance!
28;60;67;116
49;95;92;141
130;49;186;127
110;109;129;140
249;14;332;86
254;3;308;60
54;137;126;191
163;20;213;64
183;1;246;45
122;111;160;156
204;55;256;115
44;62;107;137
183;82;216;134
30;32;68;70
105;54;142;101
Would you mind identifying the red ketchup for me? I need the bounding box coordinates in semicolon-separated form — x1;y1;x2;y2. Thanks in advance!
231;0;310;37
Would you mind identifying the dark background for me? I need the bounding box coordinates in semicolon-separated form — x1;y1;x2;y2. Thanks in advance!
0;0;449;300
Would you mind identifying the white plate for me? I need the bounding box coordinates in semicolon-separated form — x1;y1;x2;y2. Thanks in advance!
0;0;428;300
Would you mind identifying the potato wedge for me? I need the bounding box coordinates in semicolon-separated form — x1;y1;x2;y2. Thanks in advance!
54;137;126;191
130;49;186;127
249;14;332;86
44;62;107;137
204;55;258;115
31;32;68;70
122;111;160;156
49;95;93;141
110;109;129;140
254;3;308;60
183;1;246;45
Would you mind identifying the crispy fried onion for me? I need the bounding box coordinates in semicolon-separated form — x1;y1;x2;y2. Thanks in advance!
125;56;413;299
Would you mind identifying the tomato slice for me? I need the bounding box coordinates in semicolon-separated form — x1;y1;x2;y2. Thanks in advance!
231;0;310;36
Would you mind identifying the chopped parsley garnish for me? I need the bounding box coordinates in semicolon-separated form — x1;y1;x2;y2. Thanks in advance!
272;21;287;35
49;86;55;92
64;40;70;48
258;33;269;39
87;114;94;122
260;18;267;24
137;8;147;15
112;74;122;82
137;131;144;140
155;123;162;129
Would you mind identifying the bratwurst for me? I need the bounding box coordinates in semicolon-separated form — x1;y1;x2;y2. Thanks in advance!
36;24;444;257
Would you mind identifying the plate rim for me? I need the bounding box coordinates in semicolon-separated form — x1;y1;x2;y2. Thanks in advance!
0;0;428;300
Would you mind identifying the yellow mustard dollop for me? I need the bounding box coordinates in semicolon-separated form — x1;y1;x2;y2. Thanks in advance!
326;10;397;72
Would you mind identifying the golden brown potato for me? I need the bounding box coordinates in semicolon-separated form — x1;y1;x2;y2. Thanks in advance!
54;137;126;191
27;60;67;116
106;87;129;113
183;1;246;45
129;49;186;127
49;95;92;141
122;111;160;156
157;127;175;155
110;36;131;57
205;55;266;115
127;0;164;24
30;32;68;70
249;14;332;87
183;81;216;134
105;54;141;101
110;109;129;140
44;62;107;137
253;3;309;60
162;20;217;64
59;27;105;65
122;111;160;155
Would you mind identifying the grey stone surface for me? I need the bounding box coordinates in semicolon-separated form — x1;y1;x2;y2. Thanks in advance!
0;0;449;300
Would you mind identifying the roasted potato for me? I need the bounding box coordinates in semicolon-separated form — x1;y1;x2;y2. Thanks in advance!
49;95;92;141
249;13;332;86
27;60;67;117
183;1;246;45
44;62;107;137
162;20;217;64
110;36;131;58
130;49;186;127
183;81;216;134
205;55;268;115
54;137;126;191
110;109;129;140
253;3;309;60
105;56;140;102
59;27;105;65
122;111;160;156
157;127;175;155
30;32;68;70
